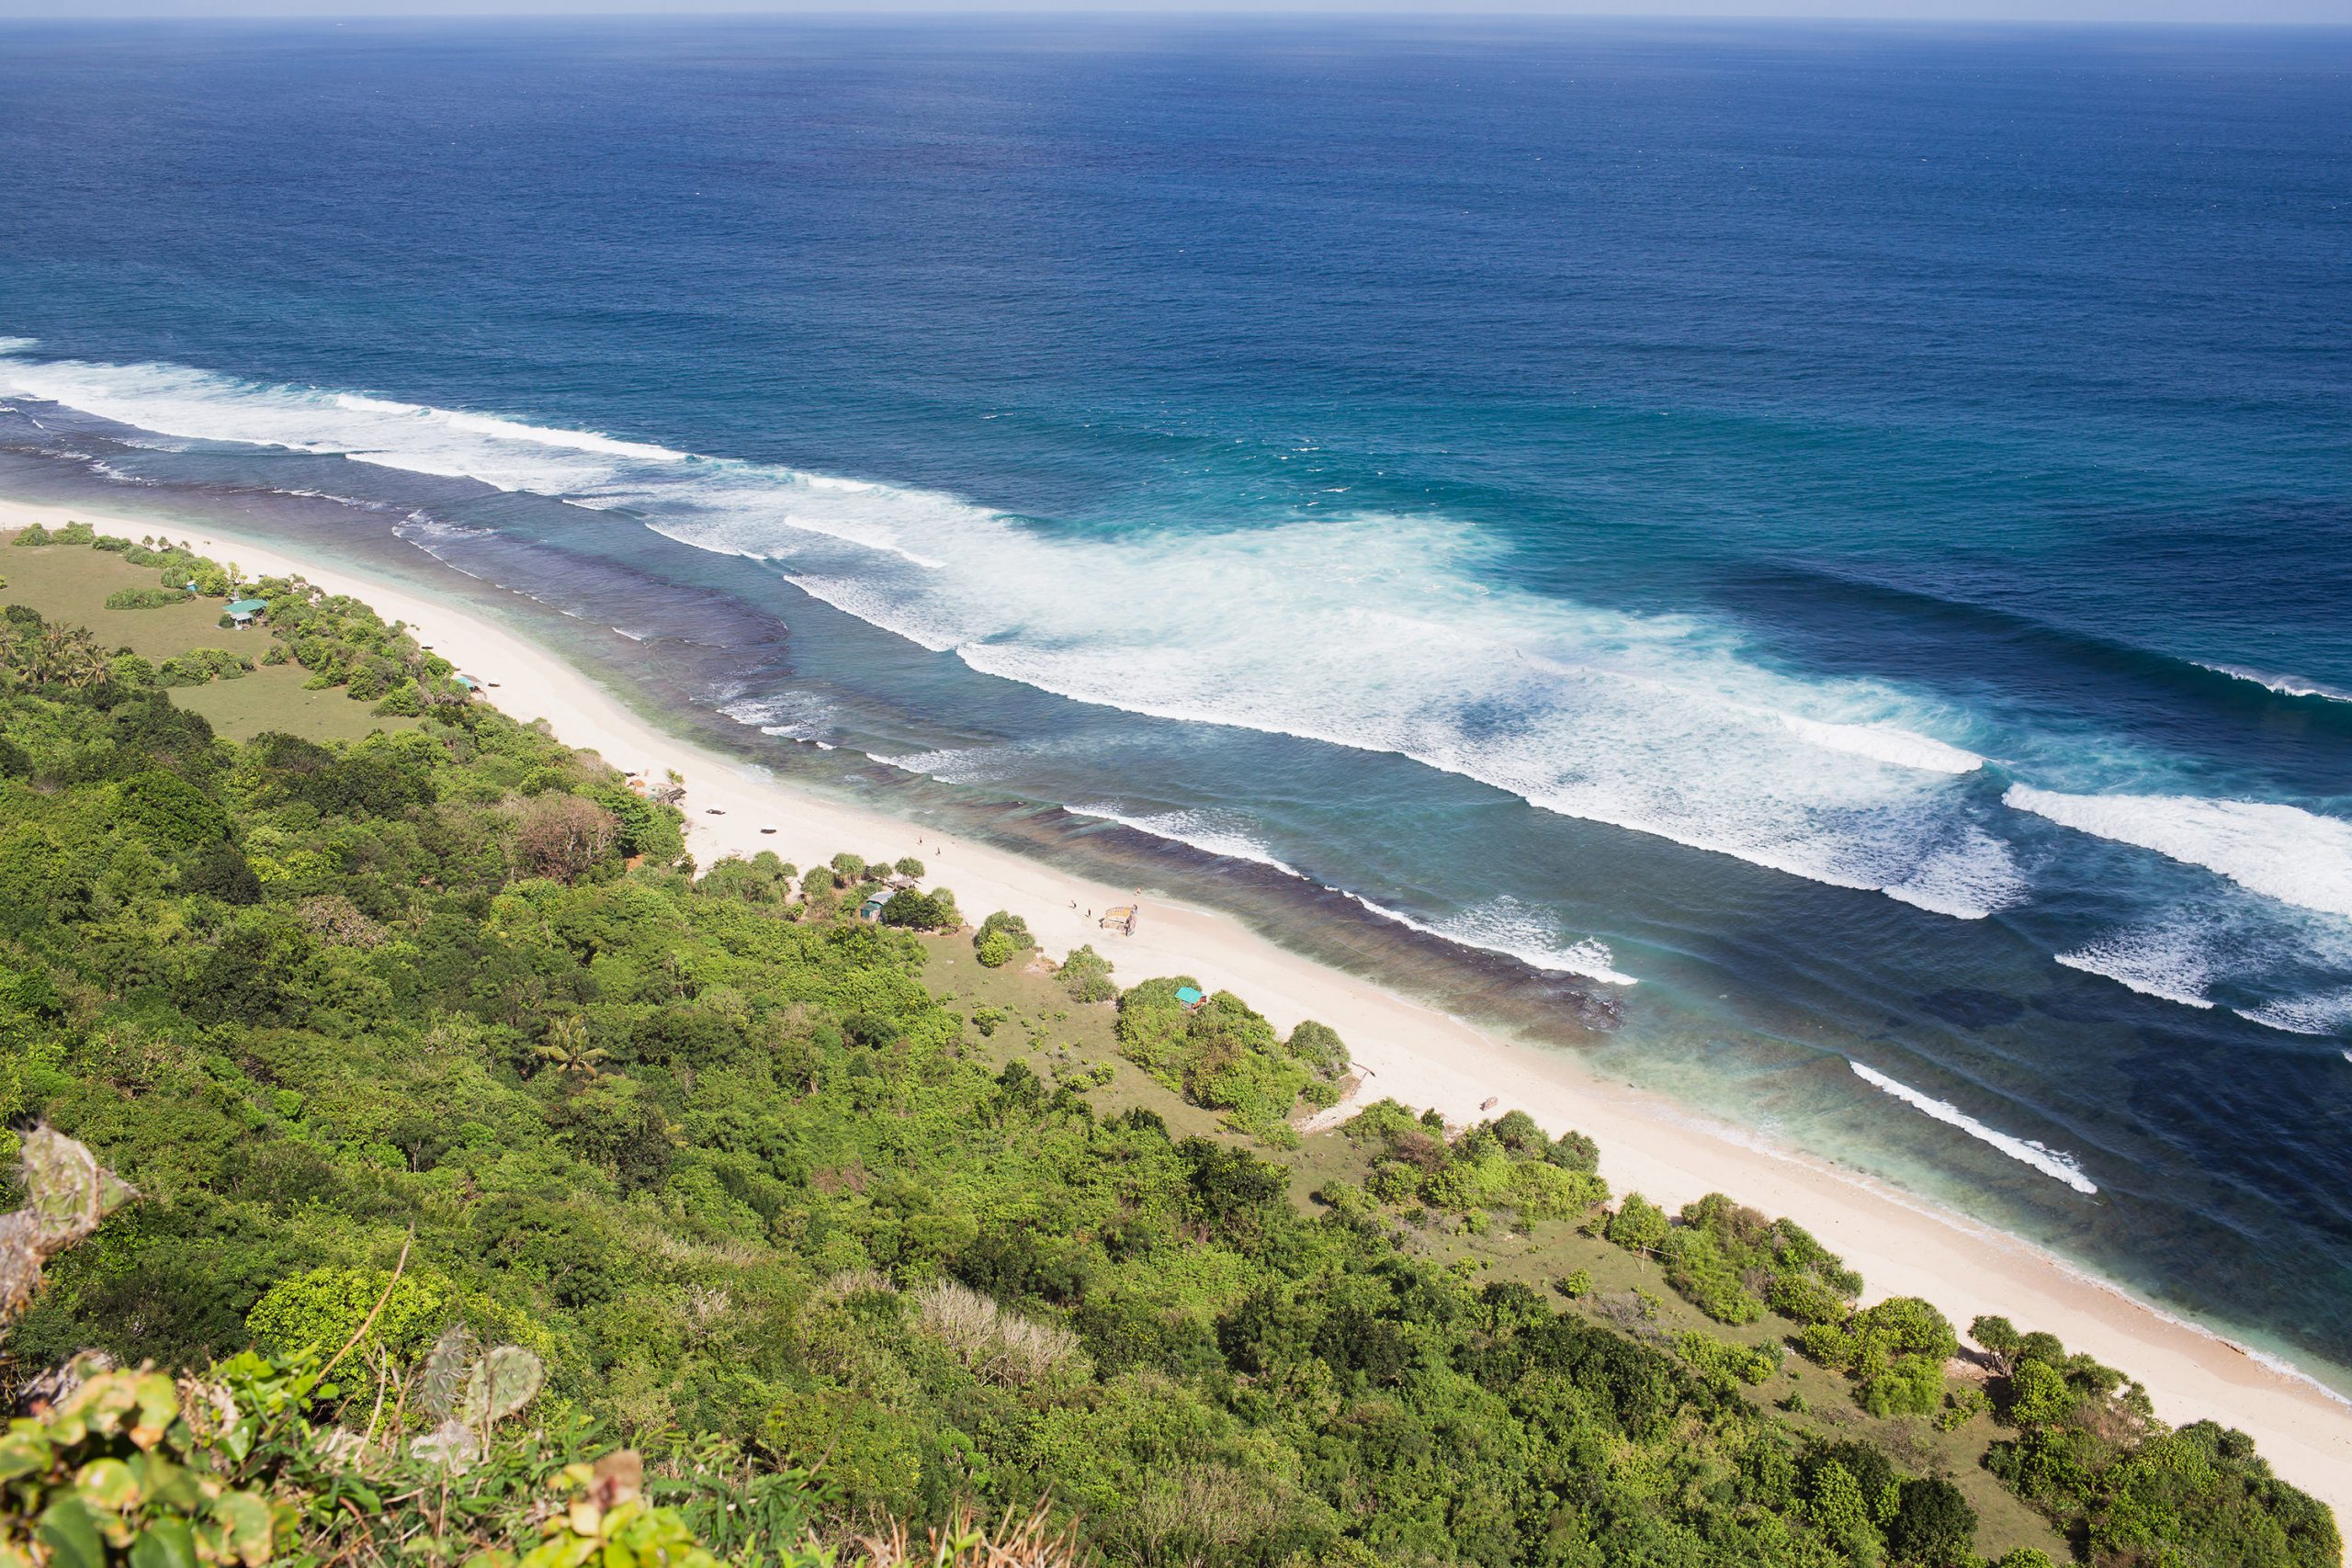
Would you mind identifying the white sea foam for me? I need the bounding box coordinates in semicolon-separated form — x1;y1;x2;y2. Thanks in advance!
2234;988;2352;1038
1348;892;1638;985
2055;924;2218;1010
1032;802;1637;984
1774;713;1984;774
1069;805;1309;879
1849;1061;2099;1196
716;690;838;742
3;343;2022;917
2195;660;2352;705
2005;784;2352;920
0;354;684;493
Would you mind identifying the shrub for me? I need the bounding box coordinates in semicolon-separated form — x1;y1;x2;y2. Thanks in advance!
1547;1129;1601;1173
1937;1387;1990;1431
1286;1019;1350;1078
11;524;51;547
975;909;1032;951
912;1279;1088;1387
103;586;189;610
1057;943;1117;1004
505;794;621;882
976;928;1020;968
244;1266;452;1362
1677;1331;1779;1387
880;889;949;930
1971;1313;2022;1364
1605;1192;1668;1253
1658;1226;1766;1325
1770;1270;1851;1325
154;648;254;687
1799;1295;1956;1416
373;680;424;716
1860;1352;1946;1417
894;856;924;878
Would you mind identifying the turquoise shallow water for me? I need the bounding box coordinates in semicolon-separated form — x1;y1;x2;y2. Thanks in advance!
2;17;2350;1385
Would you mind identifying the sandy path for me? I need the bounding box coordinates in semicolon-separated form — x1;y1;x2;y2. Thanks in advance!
8;494;2349;1538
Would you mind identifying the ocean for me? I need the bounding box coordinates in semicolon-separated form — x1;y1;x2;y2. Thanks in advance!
3;17;2350;1389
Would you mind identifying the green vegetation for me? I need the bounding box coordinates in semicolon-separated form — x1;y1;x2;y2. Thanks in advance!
879;888;954;931
1341;1097;1607;1223
101;586;190;611
153;648;254;688
0;534;2335;1568
972;908;1033;968
1054;942;1116;1005
1113;977;1353;1142
1969;1318;2338;1567
1801;1295;1961;1419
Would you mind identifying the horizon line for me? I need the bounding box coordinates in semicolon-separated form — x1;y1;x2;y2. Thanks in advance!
2;6;2347;22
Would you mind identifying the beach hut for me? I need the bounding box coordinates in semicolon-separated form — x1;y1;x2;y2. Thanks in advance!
1175;986;1205;1011
1101;904;1138;935
224;597;267;628
856;891;890;924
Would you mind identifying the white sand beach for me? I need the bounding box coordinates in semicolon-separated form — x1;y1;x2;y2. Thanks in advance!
9;493;2351;1533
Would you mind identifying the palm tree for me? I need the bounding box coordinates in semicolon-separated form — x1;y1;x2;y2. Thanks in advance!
26;625;108;689
534;1016;609;1080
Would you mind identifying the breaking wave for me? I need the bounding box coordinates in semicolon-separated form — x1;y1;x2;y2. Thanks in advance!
1849;1061;2099;1196
2195;661;2352;705
2004;784;2352;920
0;344;2028;921
2055;923;2219;1010
2236;988;2352;1039
1344;892;1637;985
1069;805;1309;880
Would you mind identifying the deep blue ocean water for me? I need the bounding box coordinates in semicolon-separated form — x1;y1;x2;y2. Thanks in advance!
4;17;2351;1383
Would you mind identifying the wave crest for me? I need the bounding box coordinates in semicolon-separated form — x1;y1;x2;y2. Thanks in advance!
2005;784;2352;920
1850;1061;2098;1196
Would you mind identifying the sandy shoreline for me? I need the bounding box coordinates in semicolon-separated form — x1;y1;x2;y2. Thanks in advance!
9;492;2351;1534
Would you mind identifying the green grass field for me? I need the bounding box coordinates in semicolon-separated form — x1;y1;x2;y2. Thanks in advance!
4;536;417;743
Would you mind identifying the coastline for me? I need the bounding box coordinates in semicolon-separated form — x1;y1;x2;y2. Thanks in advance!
10;493;2351;1533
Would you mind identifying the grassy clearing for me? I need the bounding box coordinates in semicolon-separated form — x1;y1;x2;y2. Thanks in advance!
3;536;252;658
171;661;418;743
921;936;1220;1138
4;533;416;743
